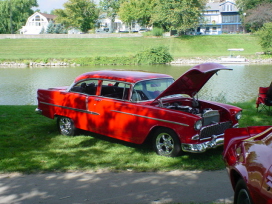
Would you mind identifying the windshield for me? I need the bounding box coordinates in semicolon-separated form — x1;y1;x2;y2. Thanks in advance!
131;78;174;101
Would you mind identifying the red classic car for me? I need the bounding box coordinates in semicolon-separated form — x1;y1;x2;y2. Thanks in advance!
36;62;242;157
223;126;272;204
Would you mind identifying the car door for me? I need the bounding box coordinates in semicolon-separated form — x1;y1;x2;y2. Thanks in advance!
86;80;152;143
63;79;99;131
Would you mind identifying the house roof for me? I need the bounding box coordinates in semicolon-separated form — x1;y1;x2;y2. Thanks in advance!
205;1;239;12
206;3;220;11
38;12;57;21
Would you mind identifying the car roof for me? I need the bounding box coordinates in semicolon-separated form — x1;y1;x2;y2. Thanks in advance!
74;70;172;84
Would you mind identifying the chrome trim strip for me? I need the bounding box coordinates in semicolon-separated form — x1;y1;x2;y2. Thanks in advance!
40;102;100;115
244;127;272;142
111;110;189;127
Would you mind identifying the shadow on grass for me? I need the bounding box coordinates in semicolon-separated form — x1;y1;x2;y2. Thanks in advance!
0;105;225;173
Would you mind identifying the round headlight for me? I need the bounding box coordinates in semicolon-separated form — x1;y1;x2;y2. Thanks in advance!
194;120;202;130
235;111;242;120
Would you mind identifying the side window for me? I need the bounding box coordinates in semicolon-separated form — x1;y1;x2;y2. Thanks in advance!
70;79;98;95
100;80;130;100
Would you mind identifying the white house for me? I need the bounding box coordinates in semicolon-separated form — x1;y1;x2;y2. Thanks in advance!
20;12;57;34
96;15;146;33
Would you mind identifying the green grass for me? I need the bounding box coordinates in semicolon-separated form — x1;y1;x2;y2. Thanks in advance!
0;35;261;61
0;101;270;173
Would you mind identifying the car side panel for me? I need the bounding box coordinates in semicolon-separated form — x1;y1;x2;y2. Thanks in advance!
87;96;197;144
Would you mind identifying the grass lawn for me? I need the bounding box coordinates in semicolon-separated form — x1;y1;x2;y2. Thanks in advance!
0;35;261;61
0;101;270;173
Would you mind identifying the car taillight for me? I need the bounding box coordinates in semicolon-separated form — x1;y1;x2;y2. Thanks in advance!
225;149;237;166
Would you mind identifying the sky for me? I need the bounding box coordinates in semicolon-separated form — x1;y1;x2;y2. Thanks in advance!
35;0;100;13
35;0;66;13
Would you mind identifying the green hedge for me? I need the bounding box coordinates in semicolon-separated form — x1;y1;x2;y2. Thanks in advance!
75;46;173;65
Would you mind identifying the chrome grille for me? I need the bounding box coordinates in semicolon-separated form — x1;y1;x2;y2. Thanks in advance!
202;110;220;126
199;121;232;140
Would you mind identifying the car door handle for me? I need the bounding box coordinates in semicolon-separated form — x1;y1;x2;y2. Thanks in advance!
95;98;102;101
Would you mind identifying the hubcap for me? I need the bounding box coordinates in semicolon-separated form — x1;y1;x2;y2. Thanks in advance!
156;133;174;156
59;117;72;135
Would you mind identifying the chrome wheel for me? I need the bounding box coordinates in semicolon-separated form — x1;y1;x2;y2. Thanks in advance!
57;117;76;136
153;128;181;157
156;133;174;156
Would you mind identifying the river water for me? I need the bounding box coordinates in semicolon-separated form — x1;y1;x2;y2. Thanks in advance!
0;64;271;105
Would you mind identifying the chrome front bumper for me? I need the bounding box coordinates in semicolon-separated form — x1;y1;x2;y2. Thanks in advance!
181;134;224;153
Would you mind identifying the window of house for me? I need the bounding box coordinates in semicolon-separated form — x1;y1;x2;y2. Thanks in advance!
205;16;211;23
222;15;240;23
222;4;233;12
35;15;41;21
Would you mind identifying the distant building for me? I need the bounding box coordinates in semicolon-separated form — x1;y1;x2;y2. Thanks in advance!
20;12;57;34
95;15;146;33
189;0;242;35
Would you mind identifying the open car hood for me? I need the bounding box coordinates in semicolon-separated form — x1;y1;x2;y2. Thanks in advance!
153;63;232;102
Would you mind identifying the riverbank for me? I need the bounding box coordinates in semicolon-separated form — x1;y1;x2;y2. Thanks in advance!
1;56;272;68
170;56;272;65
0;35;262;61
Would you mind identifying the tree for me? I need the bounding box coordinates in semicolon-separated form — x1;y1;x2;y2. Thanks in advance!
257;22;272;53
244;3;272;32
54;24;67;34
118;0;155;28
46;20;55;33
236;0;272;11
151;0;206;33
0;0;38;34
100;0;125;22
54;0;99;33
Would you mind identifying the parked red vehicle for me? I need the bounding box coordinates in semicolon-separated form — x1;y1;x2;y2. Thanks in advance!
36;63;242;157
223;126;272;204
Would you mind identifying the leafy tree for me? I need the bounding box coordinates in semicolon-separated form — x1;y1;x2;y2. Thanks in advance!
0;0;37;34
118;0;155;28
100;0;125;21
55;0;99;33
236;0;272;11
151;0;206;33
257;22;272;53
244;3;272;32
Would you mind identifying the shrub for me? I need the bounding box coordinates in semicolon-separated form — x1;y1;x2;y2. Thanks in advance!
152;27;164;36
256;22;272;53
73;46;173;65
135;46;173;64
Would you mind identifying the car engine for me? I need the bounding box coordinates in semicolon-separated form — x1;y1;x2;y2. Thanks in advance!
161;101;220;126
